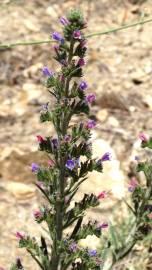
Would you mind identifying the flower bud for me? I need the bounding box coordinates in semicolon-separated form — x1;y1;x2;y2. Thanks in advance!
31;163;40;172
97;191;107;199
79;81;88;91
77;58;85;67
15;231;25;240
139;132;148;142
85;93;96;104
36;135;44;143
86;119;96;129
73;30;82;39
42;67;53;77
52;32;64;43
60;17;70;26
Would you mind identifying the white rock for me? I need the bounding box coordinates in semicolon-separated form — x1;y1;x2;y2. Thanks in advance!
108;116;119;127
5;182;36;200
144;94;152;111
96;109;108;122
22;83;42;101
78;235;101;250
22;19;39;32
79;136;125;199
46;6;58;18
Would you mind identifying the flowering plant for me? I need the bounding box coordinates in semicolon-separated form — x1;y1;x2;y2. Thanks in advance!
11;10;111;270
100;133;152;269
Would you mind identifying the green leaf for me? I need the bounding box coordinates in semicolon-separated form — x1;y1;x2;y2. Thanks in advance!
64;194;99;228
40;111;52;122
136;162;146;172
141;137;152;149
46;76;56;88
109;222;119;252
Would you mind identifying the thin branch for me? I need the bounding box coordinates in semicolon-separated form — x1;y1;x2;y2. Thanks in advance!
0;39;54;49
0;17;152;49
122;198;136;215
27;249;44;270
86;17;152;38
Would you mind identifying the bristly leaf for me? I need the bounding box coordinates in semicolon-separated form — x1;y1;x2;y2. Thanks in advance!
71;100;89;115
64;194;99;228
40;111;52;122
109;222;119;255
141;137;152;149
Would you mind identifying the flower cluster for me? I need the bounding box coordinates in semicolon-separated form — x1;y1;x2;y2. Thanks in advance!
11;10;111;270
9;9;152;270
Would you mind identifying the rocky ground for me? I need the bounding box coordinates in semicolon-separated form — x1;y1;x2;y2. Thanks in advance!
0;0;152;269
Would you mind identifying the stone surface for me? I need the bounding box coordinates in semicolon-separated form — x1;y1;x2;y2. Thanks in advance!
78;235;101;250
5;182;36;200
0;0;152;269
78;135;125;200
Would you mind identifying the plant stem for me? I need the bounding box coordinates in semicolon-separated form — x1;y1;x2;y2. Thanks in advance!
27;249;44;270
50;38;74;270
1;17;152;49
107;186;152;270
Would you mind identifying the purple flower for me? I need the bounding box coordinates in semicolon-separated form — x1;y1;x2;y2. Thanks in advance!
69;242;77;252
73;30;82;39
52;138;58;148
86;119;96;129
128;186;135;192
85;93;96;104
99;222;108;229
31;163;40;172
42;66;53;77
64;134;72;143
42;103;49;111
88;249;97;257
77;58;85;67
66;159;76;170
101;152;111;162
52;32;64;43
79;81;88;91
60;17;69;26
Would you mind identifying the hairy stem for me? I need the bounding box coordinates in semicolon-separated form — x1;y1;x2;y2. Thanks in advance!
50;38;74;270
